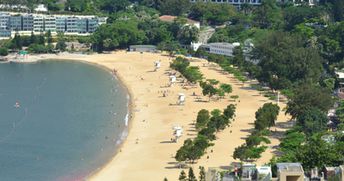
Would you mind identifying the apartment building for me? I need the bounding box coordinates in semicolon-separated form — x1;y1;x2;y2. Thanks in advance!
190;0;319;7
0;13;10;37
200;42;240;57
33;15;44;32
44;15;56;32
56;16;66;32
0;12;107;38
22;14;34;31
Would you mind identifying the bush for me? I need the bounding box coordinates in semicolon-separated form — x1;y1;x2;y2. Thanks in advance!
28;44;49;53
0;47;8;56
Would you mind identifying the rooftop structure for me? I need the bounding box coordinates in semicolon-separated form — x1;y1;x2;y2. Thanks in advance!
129;45;157;53
257;166;272;181
241;163;256;181
276;163;304;181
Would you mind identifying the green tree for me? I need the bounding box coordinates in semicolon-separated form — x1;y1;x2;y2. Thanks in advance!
253;0;283;29
283;6;324;31
295;137;342;171
189;2;237;25
254;31;323;90
200;81;217;101
184;66;203;83
220;84;232;94
286;84;333;119
296;108;328;136
233;144;267;162
45;30;53;44
179;170;187;181
245;134;271;147
30;32;37;44
158;0;191;16
28;44;48;53
279;130;305;152
65;0;88;12
177;25;199;45
198;127;216;140
37;34;45;45
196;109;210;130
55;33;67;51
176;139;193;162
91;21;146;52
11;33;23;50
188;167;197;181
0;47;9;56
99;0;129;13
199;166;206;181
254;103;280;130
330;0;344;21
223;104;236;120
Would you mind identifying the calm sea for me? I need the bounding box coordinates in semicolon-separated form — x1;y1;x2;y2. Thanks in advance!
0;60;129;181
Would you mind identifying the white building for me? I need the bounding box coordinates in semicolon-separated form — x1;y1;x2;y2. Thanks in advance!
190;0;262;7
0;12;9;30
201;42;240;57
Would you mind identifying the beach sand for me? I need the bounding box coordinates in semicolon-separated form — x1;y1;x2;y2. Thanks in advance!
20;51;291;180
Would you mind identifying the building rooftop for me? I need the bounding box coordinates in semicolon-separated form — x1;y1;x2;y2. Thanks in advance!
335;71;344;79
276;163;304;172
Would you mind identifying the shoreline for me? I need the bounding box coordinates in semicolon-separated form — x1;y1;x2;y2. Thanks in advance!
3;52;291;180
3;53;136;180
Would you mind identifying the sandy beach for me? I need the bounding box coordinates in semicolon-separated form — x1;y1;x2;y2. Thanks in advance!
9;51;291;180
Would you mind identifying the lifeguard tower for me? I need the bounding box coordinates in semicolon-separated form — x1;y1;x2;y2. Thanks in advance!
178;93;185;105
172;126;183;142
169;75;176;86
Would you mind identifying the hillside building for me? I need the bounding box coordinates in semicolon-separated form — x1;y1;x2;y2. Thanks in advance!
0;12;107;38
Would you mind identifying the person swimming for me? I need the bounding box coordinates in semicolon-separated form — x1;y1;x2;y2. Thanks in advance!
14;101;20;108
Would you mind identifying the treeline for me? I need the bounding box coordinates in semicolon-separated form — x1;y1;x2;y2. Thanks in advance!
91;16;199;52
270;83;344;172
0;32;67;54
199;79;232;100
233;103;279;162
170;57;203;83
175;104;236;163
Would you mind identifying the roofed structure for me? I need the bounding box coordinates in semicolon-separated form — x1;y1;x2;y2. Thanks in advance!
276;163;304;181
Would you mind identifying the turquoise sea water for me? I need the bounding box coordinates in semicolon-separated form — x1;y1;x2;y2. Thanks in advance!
0;60;129;181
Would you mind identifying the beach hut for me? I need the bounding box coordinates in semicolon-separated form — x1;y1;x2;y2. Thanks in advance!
129;45;157;52
178;93;185;105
